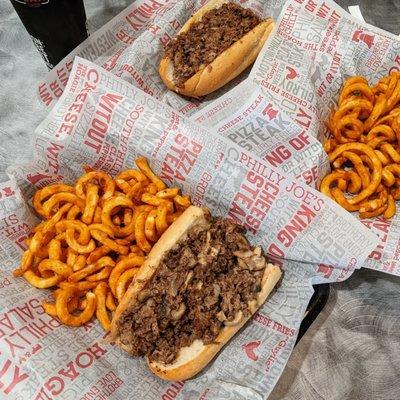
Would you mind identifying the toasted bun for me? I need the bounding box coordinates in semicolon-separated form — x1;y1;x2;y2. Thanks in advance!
159;0;274;97
111;206;282;381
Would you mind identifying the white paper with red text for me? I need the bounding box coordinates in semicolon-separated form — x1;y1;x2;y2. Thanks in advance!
0;58;377;400
37;0;289;115
249;0;400;275
193;79;330;188
37;0;400;276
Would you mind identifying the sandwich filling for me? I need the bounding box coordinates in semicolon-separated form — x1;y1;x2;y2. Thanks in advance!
164;2;262;86
116;215;271;364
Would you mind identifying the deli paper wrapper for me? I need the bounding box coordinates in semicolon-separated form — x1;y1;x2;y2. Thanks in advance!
248;0;400;276
2;0;399;398
37;0;400;276
0;56;377;400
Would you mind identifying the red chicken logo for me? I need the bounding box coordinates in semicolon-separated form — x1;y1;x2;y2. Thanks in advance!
27;172;53;185
352;30;375;49
285;66;299;80
262;103;279;120
2;187;15;197
242;340;261;361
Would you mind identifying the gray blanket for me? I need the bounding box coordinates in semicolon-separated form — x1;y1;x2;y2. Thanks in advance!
1;1;399;399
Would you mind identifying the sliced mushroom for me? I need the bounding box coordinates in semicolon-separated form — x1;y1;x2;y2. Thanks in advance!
204;296;216;308
170;303;186;320
180;247;197;269
198;231;212;265
224;311;243;326
213;283;221;299
137;289;151;303
250;255;266;271
235;249;266;271
216;310;227;322
209;246;220;258
204;284;220;307
235;234;250;250
198;253;207;266
234;250;253;259
183;270;194;290
146;298;155;307
253;246;262;256
167;277;180;297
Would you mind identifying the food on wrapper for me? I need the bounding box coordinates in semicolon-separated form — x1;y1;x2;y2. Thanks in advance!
159;0;274;98
320;72;400;219
13;157;192;330
111;206;281;381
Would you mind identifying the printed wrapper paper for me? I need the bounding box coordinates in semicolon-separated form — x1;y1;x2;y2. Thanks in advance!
38;0;400;276
193;79;330;188
37;0;288;114
0;57;378;400
249;0;400;276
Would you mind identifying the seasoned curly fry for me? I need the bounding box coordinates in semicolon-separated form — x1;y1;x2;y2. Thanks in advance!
14;158;191;330
321;72;400;219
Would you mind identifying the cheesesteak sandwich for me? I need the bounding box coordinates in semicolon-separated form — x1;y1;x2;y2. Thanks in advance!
111;206;281;381
159;0;274;97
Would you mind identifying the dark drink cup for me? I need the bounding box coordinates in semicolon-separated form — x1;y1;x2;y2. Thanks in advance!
10;0;88;69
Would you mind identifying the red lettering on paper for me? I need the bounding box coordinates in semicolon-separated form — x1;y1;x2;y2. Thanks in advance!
265;336;290;372
295;107;312;128
56;67;99;139
126;0;164;31
264;145;291;166
0;360;29;395
84;93;123;154
253;312;295;336
316;263;333;278
159;32;172;46
169;19;181;31
49;80;63;98
228;170;280;234
289;131;310;150
316;2;330;18
59;361;80;381
46;142;63;174
363;217;390;261
149;24;161;35
305;0;317;13
160;134;203;184
277;204;316;247
116;30;135;44
296;165;319;185
36;342;108;398
161;381;185;400
44;376;65;396
193;171;212;206
38;83;53;106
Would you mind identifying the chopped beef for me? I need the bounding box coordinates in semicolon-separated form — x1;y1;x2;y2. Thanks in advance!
164;2;262;86
116;215;270;365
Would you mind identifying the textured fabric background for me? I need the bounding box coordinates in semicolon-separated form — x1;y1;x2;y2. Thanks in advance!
1;1;400;399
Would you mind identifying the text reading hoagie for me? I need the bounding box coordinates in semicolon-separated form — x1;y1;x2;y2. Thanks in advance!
159;0;274;97
111;206;281;381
